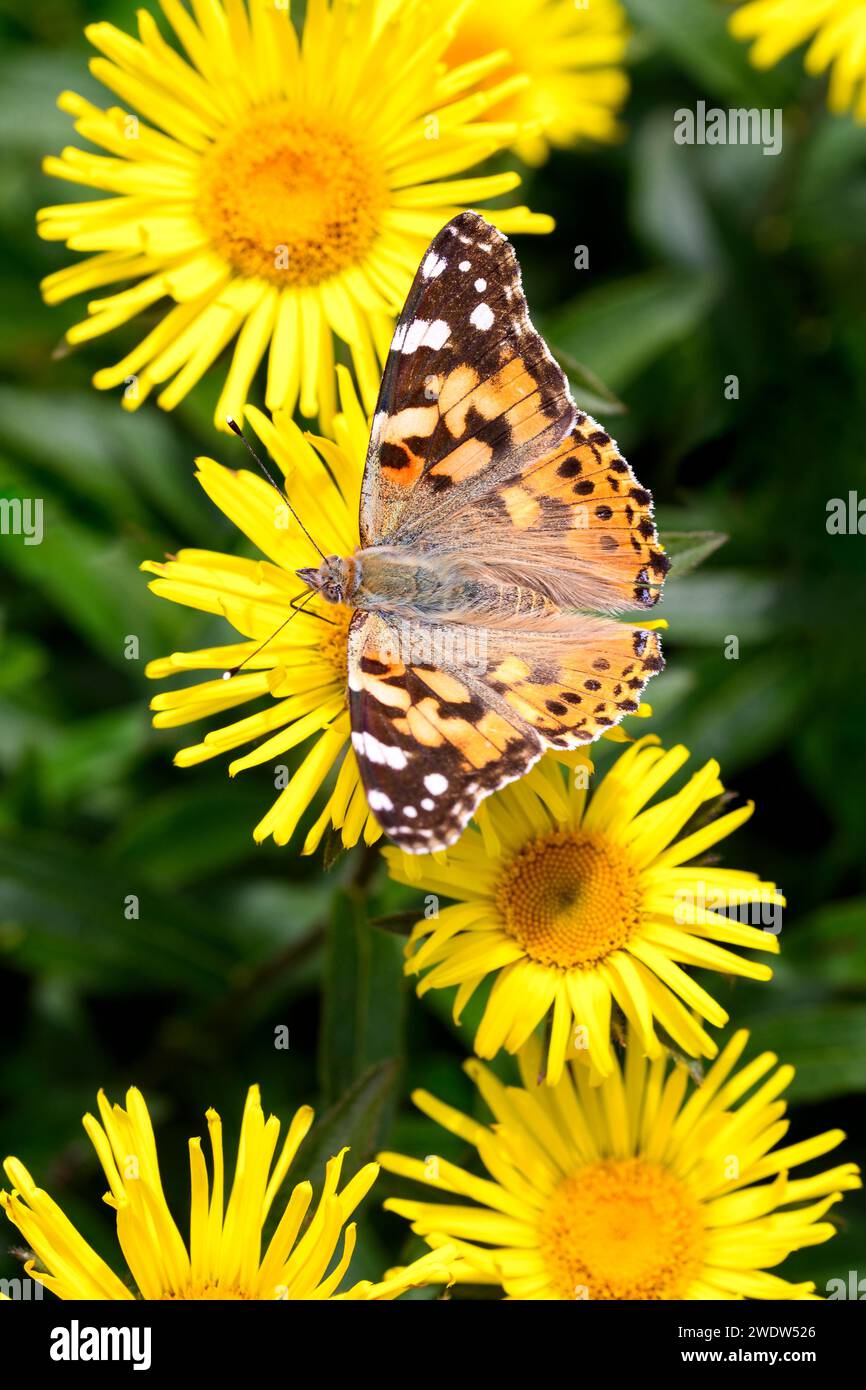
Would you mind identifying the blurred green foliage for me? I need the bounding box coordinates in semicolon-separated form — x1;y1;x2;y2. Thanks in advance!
1;0;865;1294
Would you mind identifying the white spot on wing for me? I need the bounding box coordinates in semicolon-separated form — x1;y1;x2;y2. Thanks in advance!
470;303;494;331
421;798;435;811
424;773;448;795
403;806;418;818
459;260;471;272
422;320;451;350
370;410;387;446
422;252;447;279
352;731;408;770
474;278;487;291
400;319;451;354
368;790;394;812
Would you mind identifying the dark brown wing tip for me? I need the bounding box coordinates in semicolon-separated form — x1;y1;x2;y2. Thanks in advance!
441;209;505;241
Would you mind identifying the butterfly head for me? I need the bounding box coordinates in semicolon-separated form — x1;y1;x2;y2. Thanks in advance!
296;555;352;606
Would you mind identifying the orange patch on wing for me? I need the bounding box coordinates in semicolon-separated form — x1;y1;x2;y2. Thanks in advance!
382;442;425;487
513;426;670;607
429;437;493;484
506;391;553;447
490;655;532;684
408;697;514;769
476;708;527;753
502;690;553;725
444;355;539;436
497;628;663;744
404;705;447;747
501;484;540;529
381;405;439;445
417;669;472;703
362;673;411;711
440;365;480;429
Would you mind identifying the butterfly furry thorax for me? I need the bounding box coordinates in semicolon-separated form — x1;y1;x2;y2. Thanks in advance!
298;548;565;626
296;211;670;854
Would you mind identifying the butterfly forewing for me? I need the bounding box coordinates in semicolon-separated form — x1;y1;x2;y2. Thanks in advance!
360;210;575;547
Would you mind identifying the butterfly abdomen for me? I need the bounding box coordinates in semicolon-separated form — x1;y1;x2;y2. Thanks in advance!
354;547;558;626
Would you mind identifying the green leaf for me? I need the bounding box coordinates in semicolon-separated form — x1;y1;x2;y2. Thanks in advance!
0;51;106;154
0;386;211;536
627;0;773;105
37;705;148;808
784;900;866;990
109;783;273;889
320;889;362;1103
296;1059;400;1192
357;923;406;1075
658;571;781;644
548;347;627;416
630;110;725;271
0;467;178;666
741;1005;866;1102
0;833;240;995
793;114;866;245
369;910;417;937
544;271;716;396
651;651;809;773
319;889;406;1105
662;529;728;579
322;823;349;873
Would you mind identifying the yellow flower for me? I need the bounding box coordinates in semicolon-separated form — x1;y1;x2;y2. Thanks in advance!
385;736;783;1082
443;0;630;163
730;0;866;119
0;1084;453;1300
373;0;630;164
144;370;379;853
38;0;551;430
379;1029;862;1299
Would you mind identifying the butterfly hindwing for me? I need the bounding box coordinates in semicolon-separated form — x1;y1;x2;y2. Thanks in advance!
348;611;663;852
442;413;670;611
482;623;665;745
348;610;544;851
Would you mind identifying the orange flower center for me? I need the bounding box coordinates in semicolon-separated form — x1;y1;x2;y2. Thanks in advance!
197;105;387;286
539;1159;705;1300
318;601;353;681
496;830;640;968
444;12;520;118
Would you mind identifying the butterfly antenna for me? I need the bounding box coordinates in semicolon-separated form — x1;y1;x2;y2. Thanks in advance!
223;589;318;681
226;416;327;561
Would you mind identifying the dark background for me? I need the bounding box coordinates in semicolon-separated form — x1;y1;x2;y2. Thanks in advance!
1;0;865;1294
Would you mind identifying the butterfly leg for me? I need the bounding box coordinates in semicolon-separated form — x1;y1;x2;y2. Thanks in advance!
289;588;337;626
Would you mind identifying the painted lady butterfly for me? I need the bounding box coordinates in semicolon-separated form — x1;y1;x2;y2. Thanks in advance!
298;211;669;852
